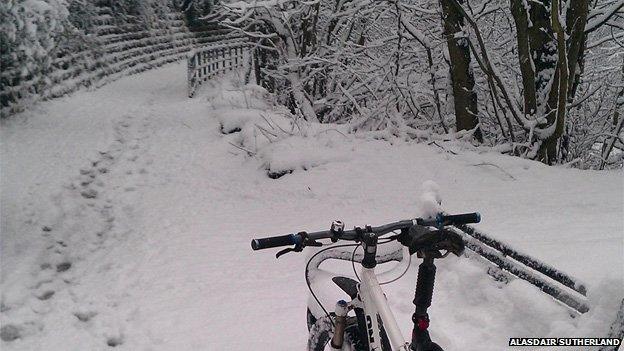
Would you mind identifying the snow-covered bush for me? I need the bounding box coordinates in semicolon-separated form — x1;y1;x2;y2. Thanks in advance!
222;1;399;125
211;82;352;177
1;0;71;97
66;0;97;34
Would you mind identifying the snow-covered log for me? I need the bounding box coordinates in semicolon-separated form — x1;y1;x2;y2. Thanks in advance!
454;223;588;296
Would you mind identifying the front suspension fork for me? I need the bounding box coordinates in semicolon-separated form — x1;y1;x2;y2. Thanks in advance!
330;300;349;350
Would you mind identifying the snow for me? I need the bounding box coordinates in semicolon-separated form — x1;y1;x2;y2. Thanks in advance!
419;180;442;219
1;62;623;350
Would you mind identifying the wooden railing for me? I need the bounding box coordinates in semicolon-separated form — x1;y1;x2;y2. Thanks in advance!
187;40;251;98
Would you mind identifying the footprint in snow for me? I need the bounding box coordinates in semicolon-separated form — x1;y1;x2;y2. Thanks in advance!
74;311;97;322
100;152;114;161
0;302;10;312
0;324;21;342
81;189;98;199
36;290;55;301
56;262;72;272
107;336;124;347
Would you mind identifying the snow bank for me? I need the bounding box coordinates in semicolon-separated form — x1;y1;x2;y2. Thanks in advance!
207;81;353;178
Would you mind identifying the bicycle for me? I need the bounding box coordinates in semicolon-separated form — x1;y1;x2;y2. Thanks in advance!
251;212;481;351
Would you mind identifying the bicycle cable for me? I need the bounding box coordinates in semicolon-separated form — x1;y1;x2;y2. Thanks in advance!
351;244;361;282
380;250;411;285
306;236;400;327
306;243;361;327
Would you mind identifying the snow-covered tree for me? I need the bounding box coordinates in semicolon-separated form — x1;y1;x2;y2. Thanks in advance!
1;0;71;109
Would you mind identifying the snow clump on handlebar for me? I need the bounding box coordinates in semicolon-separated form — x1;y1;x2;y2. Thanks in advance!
420;180;442;220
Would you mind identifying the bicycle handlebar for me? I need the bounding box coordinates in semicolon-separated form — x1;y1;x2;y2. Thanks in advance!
251;212;480;251
417;212;481;228
251;234;300;251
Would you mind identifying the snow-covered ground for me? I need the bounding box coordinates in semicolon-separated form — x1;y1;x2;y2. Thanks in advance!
1;62;622;350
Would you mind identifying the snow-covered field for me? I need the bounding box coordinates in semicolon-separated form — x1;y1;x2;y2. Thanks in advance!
1;62;622;350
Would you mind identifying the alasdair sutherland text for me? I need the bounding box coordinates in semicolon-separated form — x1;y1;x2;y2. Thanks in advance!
509;337;621;347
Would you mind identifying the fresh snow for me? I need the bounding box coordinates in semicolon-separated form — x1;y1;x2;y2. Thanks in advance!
1;62;622;350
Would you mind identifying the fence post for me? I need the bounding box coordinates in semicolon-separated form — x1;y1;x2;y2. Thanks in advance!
200;51;204;79
212;49;216;76
196;52;201;82
234;45;239;67
207;50;211;79
253;44;261;85
222;48;226;72
229;47;233;71
187;51;196;98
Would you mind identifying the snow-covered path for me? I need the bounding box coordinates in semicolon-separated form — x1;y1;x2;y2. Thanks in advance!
1;64;316;349
1;63;622;350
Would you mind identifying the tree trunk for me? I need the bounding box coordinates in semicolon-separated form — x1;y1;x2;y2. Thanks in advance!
509;0;558;162
510;0;537;115
440;0;482;142
537;0;570;164
510;0;588;164
565;0;589;101
600;61;624;169
527;0;557;105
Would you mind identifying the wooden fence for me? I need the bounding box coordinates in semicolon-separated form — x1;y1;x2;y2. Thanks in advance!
187;41;251;98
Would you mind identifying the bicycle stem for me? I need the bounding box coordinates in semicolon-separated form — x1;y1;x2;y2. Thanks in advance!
361;230;378;269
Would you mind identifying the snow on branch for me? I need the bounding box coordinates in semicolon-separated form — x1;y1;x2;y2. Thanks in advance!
586;0;624;33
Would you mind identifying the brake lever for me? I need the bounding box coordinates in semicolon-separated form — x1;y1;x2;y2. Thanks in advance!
276;247;296;258
275;232;323;259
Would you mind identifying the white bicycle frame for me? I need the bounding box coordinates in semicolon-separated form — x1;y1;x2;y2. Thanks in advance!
356;266;411;351
308;246;411;351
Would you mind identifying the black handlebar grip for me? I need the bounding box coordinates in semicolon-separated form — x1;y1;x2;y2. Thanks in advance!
441;212;481;225
251;234;297;250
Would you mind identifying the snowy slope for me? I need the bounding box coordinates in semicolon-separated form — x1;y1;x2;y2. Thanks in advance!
1;62;622;350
